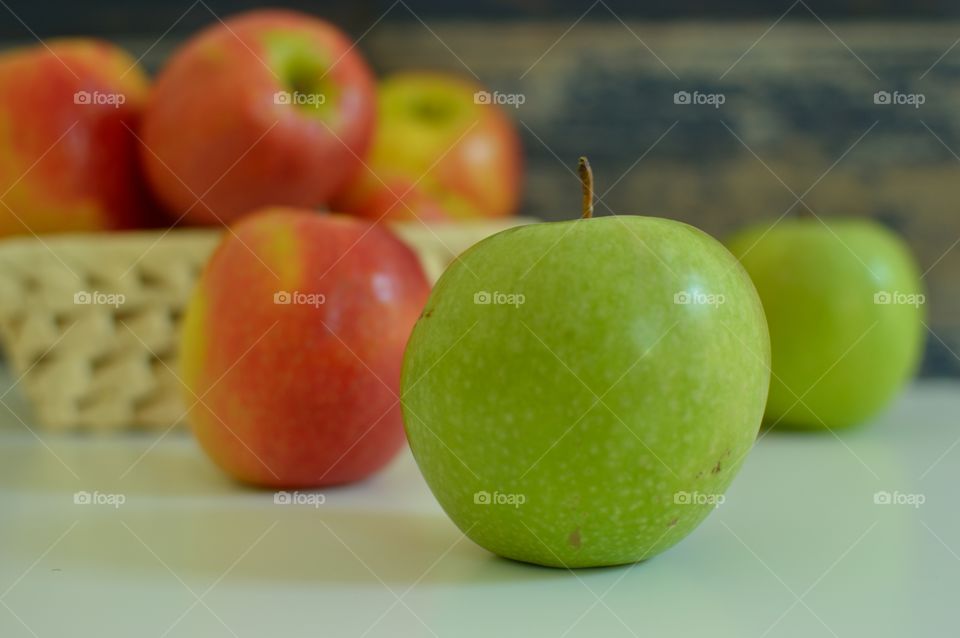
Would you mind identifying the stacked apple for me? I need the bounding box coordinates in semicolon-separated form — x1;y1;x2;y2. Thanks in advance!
140;10;523;225
0;39;158;235
0;9;524;237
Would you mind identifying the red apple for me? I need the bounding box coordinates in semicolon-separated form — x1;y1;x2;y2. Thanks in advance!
332;71;523;222
180;207;430;487
141;9;376;225
0;39;156;236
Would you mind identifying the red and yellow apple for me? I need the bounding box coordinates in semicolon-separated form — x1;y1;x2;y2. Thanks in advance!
333;71;523;222
180;207;430;487
141;9;376;225
0;39;156;236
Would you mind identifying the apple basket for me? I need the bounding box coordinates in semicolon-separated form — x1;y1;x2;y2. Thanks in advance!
0;219;526;431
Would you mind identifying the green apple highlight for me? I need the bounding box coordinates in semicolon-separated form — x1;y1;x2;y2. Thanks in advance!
401;159;770;568
727;218;925;430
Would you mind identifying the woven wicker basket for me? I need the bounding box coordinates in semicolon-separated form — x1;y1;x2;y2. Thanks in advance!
0;219;527;431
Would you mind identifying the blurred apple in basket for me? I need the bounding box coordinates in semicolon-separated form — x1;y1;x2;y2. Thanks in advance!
332;71;523;222
140;9;376;225
0;39;157;236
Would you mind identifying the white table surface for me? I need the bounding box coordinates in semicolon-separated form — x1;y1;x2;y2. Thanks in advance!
1;367;958;638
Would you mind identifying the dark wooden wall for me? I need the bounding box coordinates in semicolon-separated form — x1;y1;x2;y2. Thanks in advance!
5;1;960;38
1;6;959;375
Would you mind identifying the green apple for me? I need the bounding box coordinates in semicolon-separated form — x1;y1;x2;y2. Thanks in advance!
727;217;925;430
401;160;770;568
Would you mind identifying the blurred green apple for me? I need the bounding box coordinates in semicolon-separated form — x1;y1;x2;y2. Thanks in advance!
401;160;769;568
727;218;925;430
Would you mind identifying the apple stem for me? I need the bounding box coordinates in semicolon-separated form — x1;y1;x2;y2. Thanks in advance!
797;206;813;220
578;157;594;219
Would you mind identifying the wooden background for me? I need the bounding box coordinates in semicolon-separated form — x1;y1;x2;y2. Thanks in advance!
1;3;959;375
